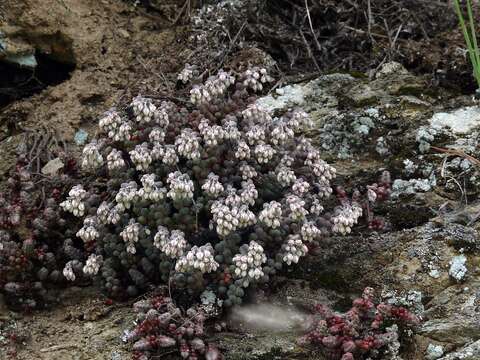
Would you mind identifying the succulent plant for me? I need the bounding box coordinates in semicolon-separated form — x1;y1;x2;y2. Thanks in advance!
0;158;77;309
59;66;369;307
124;288;222;360
298;288;420;360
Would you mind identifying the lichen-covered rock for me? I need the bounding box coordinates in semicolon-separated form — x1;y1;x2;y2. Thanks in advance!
438;340;480;360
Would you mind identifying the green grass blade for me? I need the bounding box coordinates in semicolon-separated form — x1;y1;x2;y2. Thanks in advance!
454;0;480;87
466;0;480;85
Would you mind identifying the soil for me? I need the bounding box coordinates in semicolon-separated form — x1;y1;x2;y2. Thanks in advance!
249;0;475;93
1;287;135;360
1;0;480;359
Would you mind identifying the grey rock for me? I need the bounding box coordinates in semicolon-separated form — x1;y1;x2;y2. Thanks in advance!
439;340;480;360
426;344;444;360
420;318;480;346
449;255;467;282
74;129;89;145
41;158;64;176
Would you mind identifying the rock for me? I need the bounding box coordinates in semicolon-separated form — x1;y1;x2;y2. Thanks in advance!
256;83;311;113
0;26;37;68
117;29;130;38
420;318;480;346
430;107;480;134
256;73;354;114
439;340;480;360
295;221;468;295
345;84;379;106
375;61;410;79
214;331;308;360
41;158;64;176
430;221;480;252
74;129;89;145
449;255;467;282
110;351;122;360
426;343;444;360
392;178;435;197
420;283;480;346
212;280;337;359
4;53;37;68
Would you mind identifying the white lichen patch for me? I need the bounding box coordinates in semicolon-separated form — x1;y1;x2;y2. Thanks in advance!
391;176;436;197
430;106;480;134
256;84;310;113
449;254;467;282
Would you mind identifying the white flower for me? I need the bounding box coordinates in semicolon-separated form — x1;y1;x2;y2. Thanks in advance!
175;244;219;273
120;220;142;254
129;143;152;171
259;201;282;228
246;125;265;145
310;198;324;215
60;185;87;217
235;141;251;160
301;221;321;242
239;163;257;180
199;120;224;146
115;181;138;211
137;174;166;202
97;201;121;225
177;63;197;84
83;254;103;276
292;178;310;195
154;226;187;259
202;173;224;198
81;141;104;170
190;70;235;105
167;171;194;201
331;203;363;235
63;261;76;281
286;194;308;221
241;67;273;92
131;95;157;124
107;148;125;171
222;119;241;140
270;122;294;146
232;241;267;286
276;166;296;187
287;109;311;132
281;235;308;265
239;180;258;206
242;104;272;124
254;144;275;164
175;128;201;160
149;127;166;143
76;216;99;243
162;145;179;166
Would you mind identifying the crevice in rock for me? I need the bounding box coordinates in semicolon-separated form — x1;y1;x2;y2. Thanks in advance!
0;50;75;109
388;204;435;231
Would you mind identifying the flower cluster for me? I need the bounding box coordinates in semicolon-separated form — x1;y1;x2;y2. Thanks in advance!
331;203;363;235
232;240;267;287
154;227;187;259
175;244;219;274
81;141;104;170
241;67;274;92
59;66;366;306
177;64;198;84
298;288;420;360
60;185;86;217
